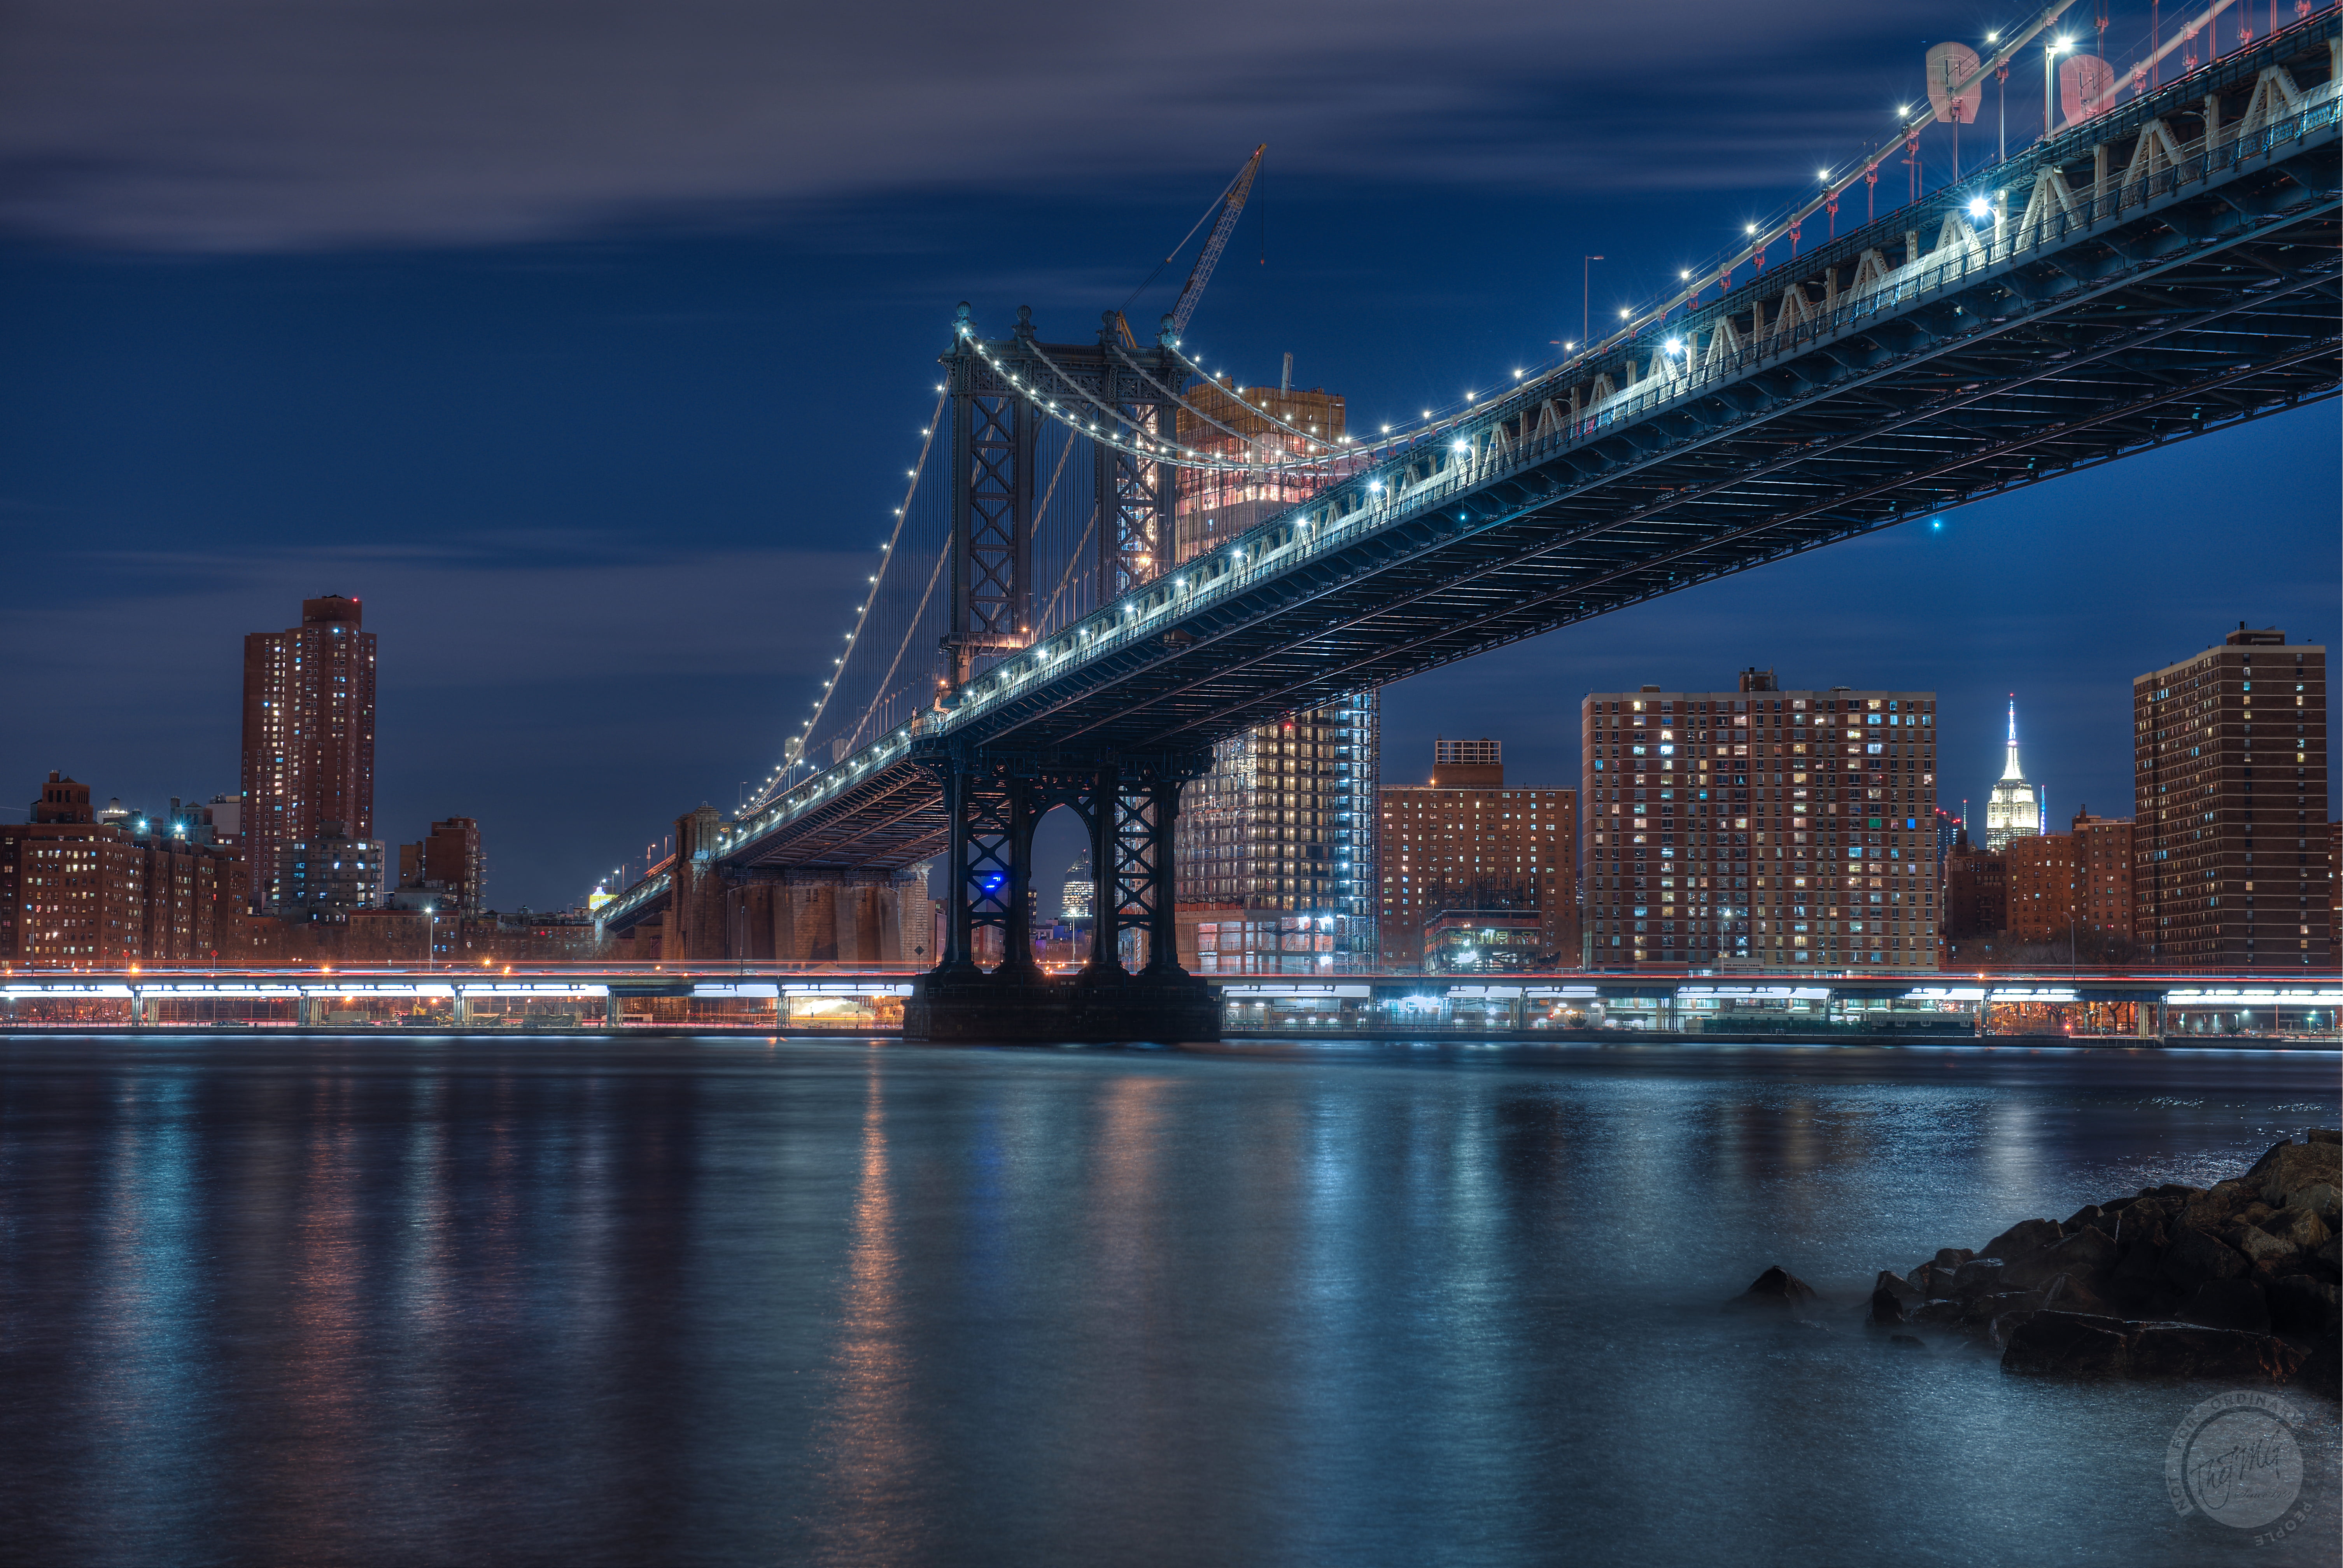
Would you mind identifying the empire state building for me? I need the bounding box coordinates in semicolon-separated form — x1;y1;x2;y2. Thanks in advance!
1982;697;2043;852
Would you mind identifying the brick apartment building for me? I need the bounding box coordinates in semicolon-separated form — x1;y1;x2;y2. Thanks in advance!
2135;626;2331;970
0;774;248;965
1582;671;1938;970
1378;739;1576;971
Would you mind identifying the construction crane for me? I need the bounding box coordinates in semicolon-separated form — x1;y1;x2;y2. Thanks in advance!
1110;144;1266;347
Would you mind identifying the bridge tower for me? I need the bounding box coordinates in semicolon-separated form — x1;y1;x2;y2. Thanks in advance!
912;307;1214;1041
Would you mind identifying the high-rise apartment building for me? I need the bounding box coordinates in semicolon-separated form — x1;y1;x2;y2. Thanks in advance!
1378;740;1576;971
1175;695;1379;974
1983;698;2044;852
1581;673;1939;970
242;595;377;914
2134;626;2331;971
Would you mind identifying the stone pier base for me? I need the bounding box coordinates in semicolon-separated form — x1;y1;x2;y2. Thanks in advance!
904;967;1221;1044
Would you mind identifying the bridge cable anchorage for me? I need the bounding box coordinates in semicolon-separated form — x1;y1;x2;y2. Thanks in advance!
753;387;946;810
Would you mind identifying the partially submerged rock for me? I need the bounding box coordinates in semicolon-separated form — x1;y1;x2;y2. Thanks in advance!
1865;1130;2341;1392
2003;1311;2309;1382
1730;1264;1818;1309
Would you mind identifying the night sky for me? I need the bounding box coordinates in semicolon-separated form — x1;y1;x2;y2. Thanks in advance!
2;1;2335;909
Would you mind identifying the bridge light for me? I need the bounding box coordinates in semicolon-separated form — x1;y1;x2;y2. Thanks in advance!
2054;35;2073;51
1618;307;1630;318
1665;338;1684;354
1967;197;1992;218
1986;30;1998;42
1898;103;1910;116
1744;223;1756;234
1368;481;1383;492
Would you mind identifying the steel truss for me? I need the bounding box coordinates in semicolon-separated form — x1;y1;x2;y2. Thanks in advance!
939;307;1179;695
926;746;1208;976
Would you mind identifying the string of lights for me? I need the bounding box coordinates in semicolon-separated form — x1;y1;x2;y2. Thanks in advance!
748;387;947;809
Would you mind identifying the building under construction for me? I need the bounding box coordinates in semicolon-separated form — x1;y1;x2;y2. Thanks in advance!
1172;364;1346;564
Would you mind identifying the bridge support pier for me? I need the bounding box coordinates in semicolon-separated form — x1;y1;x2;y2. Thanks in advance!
906;746;1219;1043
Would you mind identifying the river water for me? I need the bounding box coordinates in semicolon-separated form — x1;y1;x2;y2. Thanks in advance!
0;1034;2336;1567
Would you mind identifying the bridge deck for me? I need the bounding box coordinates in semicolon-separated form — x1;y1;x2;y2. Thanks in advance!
587;20;2338;932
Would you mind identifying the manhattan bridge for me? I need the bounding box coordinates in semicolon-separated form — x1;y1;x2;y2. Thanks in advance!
595;6;2342;1040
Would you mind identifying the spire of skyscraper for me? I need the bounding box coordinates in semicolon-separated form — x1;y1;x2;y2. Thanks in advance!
1984;694;2042;852
1999;696;2025;781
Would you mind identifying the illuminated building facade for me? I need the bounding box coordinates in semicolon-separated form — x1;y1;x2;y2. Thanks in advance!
2134;626;2331;970
1175;694;1378;974
2069;807;2136;943
1378;740;1576;971
1171;372;1346;565
0;773;246;965
242;595;377;914
1581;672;1939;971
1982;698;2043;852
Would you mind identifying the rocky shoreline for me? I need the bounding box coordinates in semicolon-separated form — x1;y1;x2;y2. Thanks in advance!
1738;1129;2341;1390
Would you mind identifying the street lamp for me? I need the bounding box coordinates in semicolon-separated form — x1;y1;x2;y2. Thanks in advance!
2045;35;2073;141
421;903;434;972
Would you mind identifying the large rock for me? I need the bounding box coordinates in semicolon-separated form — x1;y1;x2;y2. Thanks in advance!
2064;1203;2121;1239
1951;1257;2007;1297
2040;1272;2114;1317
2159;1224;2251;1292
2287;1182;2341;1221
2001;1311;2134;1377
2183;1179;2260;1232
2247;1137;2342;1208
1978;1218;2062;1264
2178;1276;2271;1334
1869;1270;1921;1326
2266;1205;2333;1253
2266;1272;2341;1336
1730;1265;1817;1309
2234;1223;2304;1270
2001;1311;2308;1382
2004;1225;2119;1291
2310;1129;2341;1145
2125;1323;2307;1382
1932;1247;1975;1269
1908;1262;1962;1298
1962;1289;2045;1327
